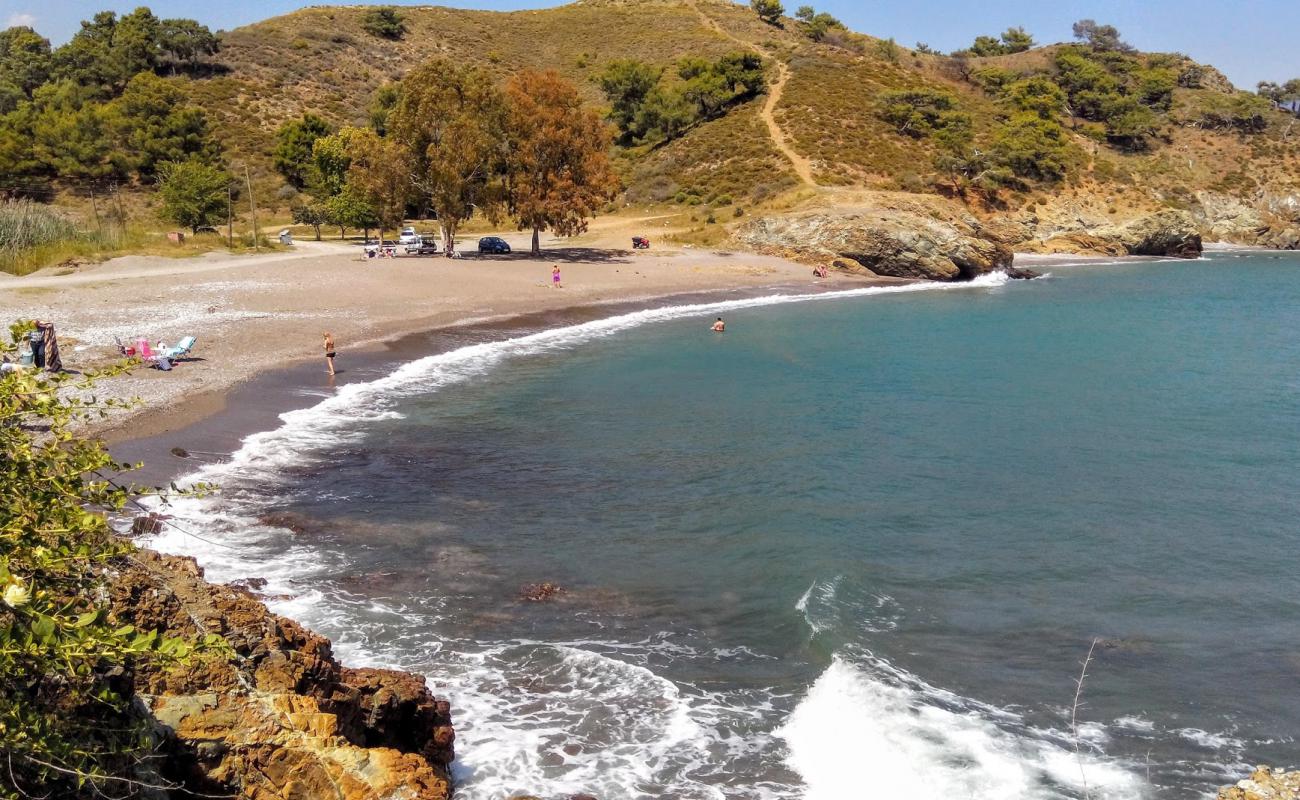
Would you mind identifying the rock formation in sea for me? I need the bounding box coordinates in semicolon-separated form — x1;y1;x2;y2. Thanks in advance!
111;550;455;799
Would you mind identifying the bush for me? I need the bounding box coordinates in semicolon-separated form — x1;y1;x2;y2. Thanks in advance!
1;325;211;795
360;7;406;40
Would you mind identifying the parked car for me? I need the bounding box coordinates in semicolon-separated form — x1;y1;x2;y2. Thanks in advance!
478;236;511;254
405;236;439;255
398;227;420;245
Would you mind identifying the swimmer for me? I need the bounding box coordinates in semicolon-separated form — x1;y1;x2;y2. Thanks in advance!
711;317;725;332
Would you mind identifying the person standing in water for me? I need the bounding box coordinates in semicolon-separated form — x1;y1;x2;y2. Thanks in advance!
711;317;725;332
323;332;336;376
552;264;562;288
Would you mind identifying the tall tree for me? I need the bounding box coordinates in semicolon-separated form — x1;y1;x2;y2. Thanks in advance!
505;70;619;256
0;27;51;114
1071;19;1132;53
157;18;220;73
596;59;661;142
273;113;333;189
1000;27;1034;53
342;126;409;244
109;71;218;179
388;59;509;254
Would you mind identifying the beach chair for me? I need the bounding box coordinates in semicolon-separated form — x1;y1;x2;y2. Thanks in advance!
162;336;197;361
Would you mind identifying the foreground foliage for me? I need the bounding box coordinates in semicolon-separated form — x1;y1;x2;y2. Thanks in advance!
0;323;209;797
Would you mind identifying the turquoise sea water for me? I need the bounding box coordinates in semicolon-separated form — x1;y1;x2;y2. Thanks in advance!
148;251;1300;799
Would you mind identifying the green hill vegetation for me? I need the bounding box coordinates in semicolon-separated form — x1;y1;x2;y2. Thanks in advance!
2;0;1299;273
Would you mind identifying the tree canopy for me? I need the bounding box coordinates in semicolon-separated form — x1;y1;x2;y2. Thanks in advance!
274;113;333;189
505;69;619;255
388;59;508;249
750;0;784;26
157;159;228;232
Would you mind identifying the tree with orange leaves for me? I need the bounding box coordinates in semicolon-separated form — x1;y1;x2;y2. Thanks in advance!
505;69;620;256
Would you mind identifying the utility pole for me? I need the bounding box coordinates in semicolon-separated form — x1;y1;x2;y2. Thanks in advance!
244;166;259;252
88;185;103;237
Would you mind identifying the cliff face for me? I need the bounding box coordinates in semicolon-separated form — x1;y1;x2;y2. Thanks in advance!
111;550;454;800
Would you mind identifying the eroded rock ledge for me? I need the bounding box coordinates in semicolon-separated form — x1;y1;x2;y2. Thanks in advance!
111;550;454;799
735;204;1207;279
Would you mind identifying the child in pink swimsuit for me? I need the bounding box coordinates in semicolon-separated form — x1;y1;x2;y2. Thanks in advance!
552;265;562;288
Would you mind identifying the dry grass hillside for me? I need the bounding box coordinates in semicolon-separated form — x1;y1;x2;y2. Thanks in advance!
179;0;1300;225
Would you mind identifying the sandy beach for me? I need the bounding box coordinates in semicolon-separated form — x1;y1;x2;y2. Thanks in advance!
1;223;897;442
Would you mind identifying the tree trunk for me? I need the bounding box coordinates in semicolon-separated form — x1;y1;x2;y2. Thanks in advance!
339;225;346;239
531;226;541;257
313;224;321;242
442;223;455;257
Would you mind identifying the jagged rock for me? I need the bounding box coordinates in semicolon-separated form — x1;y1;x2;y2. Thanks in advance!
1004;266;1041;280
1219;766;1300;800
735;210;1013;281
110;550;454;799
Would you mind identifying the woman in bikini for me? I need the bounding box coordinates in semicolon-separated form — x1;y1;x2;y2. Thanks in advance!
323;332;336;376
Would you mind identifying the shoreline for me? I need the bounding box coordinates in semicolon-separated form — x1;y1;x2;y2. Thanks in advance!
106;277;899;481
0;235;900;452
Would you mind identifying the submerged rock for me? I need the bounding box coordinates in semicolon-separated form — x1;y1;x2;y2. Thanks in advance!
1219;766;1300;800
735;210;1013;281
519;581;567;602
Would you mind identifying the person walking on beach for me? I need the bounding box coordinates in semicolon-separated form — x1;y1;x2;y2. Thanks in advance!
552;264;562;288
711;317;726;332
323;332;336;376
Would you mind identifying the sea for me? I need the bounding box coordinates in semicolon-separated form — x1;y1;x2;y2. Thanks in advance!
140;249;1300;799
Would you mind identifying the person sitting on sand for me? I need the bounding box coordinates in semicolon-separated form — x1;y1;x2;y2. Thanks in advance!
813;265;828;279
323;332;336;376
711;318;725;332
552;264;562;288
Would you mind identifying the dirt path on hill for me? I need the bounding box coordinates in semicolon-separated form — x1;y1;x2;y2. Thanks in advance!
686;1;817;188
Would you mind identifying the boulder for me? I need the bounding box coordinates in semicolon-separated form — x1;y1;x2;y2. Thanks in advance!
735;210;1014;281
1219;766;1300;800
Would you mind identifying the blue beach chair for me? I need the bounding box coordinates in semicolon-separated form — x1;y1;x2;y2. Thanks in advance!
162;336;197;361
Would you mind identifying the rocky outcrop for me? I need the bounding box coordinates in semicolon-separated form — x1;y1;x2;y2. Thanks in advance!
111;550;454;799
1189;191;1300;250
1104;210;1204;258
735;210;1013;281
1034;210;1204;258
1219;766;1300;800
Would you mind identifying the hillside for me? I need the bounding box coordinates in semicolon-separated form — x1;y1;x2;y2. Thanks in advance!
174;0;1298;248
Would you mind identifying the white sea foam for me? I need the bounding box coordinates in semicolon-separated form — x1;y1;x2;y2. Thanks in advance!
141;272;1178;800
779;658;1147;800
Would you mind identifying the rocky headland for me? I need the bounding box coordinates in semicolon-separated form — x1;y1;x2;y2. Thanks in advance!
108;549;455;799
733;200;1213;281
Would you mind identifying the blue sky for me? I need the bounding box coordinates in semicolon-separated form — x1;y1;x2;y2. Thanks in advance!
6;0;1298;89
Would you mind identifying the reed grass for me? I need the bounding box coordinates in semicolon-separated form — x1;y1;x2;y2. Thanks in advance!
0;199;271;276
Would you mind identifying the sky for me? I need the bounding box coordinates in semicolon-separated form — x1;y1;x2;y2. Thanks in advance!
6;0;1298;89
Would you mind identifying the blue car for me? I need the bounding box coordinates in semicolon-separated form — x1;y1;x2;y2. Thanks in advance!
478;236;511;254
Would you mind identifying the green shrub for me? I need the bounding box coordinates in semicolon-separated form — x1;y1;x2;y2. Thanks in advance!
360;7;406;40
